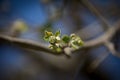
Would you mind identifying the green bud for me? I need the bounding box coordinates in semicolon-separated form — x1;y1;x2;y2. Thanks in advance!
56;48;62;52
55;30;61;36
49;45;54;49
62;35;70;43
49;36;56;43
44;30;53;41
56;36;61;41
70;33;76;39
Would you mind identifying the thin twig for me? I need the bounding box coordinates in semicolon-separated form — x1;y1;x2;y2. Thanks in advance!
81;0;110;30
104;41;120;57
87;51;109;73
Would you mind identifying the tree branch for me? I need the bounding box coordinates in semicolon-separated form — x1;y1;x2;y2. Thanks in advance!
0;20;120;57
0;34;58;55
74;20;120;52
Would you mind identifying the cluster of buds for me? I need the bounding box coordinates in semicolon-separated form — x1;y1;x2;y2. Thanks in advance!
44;30;84;52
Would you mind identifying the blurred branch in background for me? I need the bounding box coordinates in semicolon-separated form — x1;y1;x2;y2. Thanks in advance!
81;0;110;30
87;50;109;73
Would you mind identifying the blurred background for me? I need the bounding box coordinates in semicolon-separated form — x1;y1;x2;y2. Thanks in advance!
0;0;120;80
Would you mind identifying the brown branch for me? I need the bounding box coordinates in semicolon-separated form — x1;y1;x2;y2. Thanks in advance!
78;0;120;71
0;20;120;57
81;20;120;72
74;20;120;51
0;34;59;55
63;20;120;55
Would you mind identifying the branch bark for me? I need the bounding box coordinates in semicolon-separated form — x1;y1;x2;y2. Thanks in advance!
0;34;57;55
0;20;120;57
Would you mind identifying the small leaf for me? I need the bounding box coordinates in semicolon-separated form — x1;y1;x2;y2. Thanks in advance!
45;30;53;36
44;30;53;41
78;40;84;46
71;43;79;49
62;35;70;43
55;43;60;47
56;36;61;42
70;33;76;39
44;36;49;41
49;36;56;43
55;30;61;36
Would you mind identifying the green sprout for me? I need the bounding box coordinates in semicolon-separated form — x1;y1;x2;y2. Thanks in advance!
44;30;84;52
